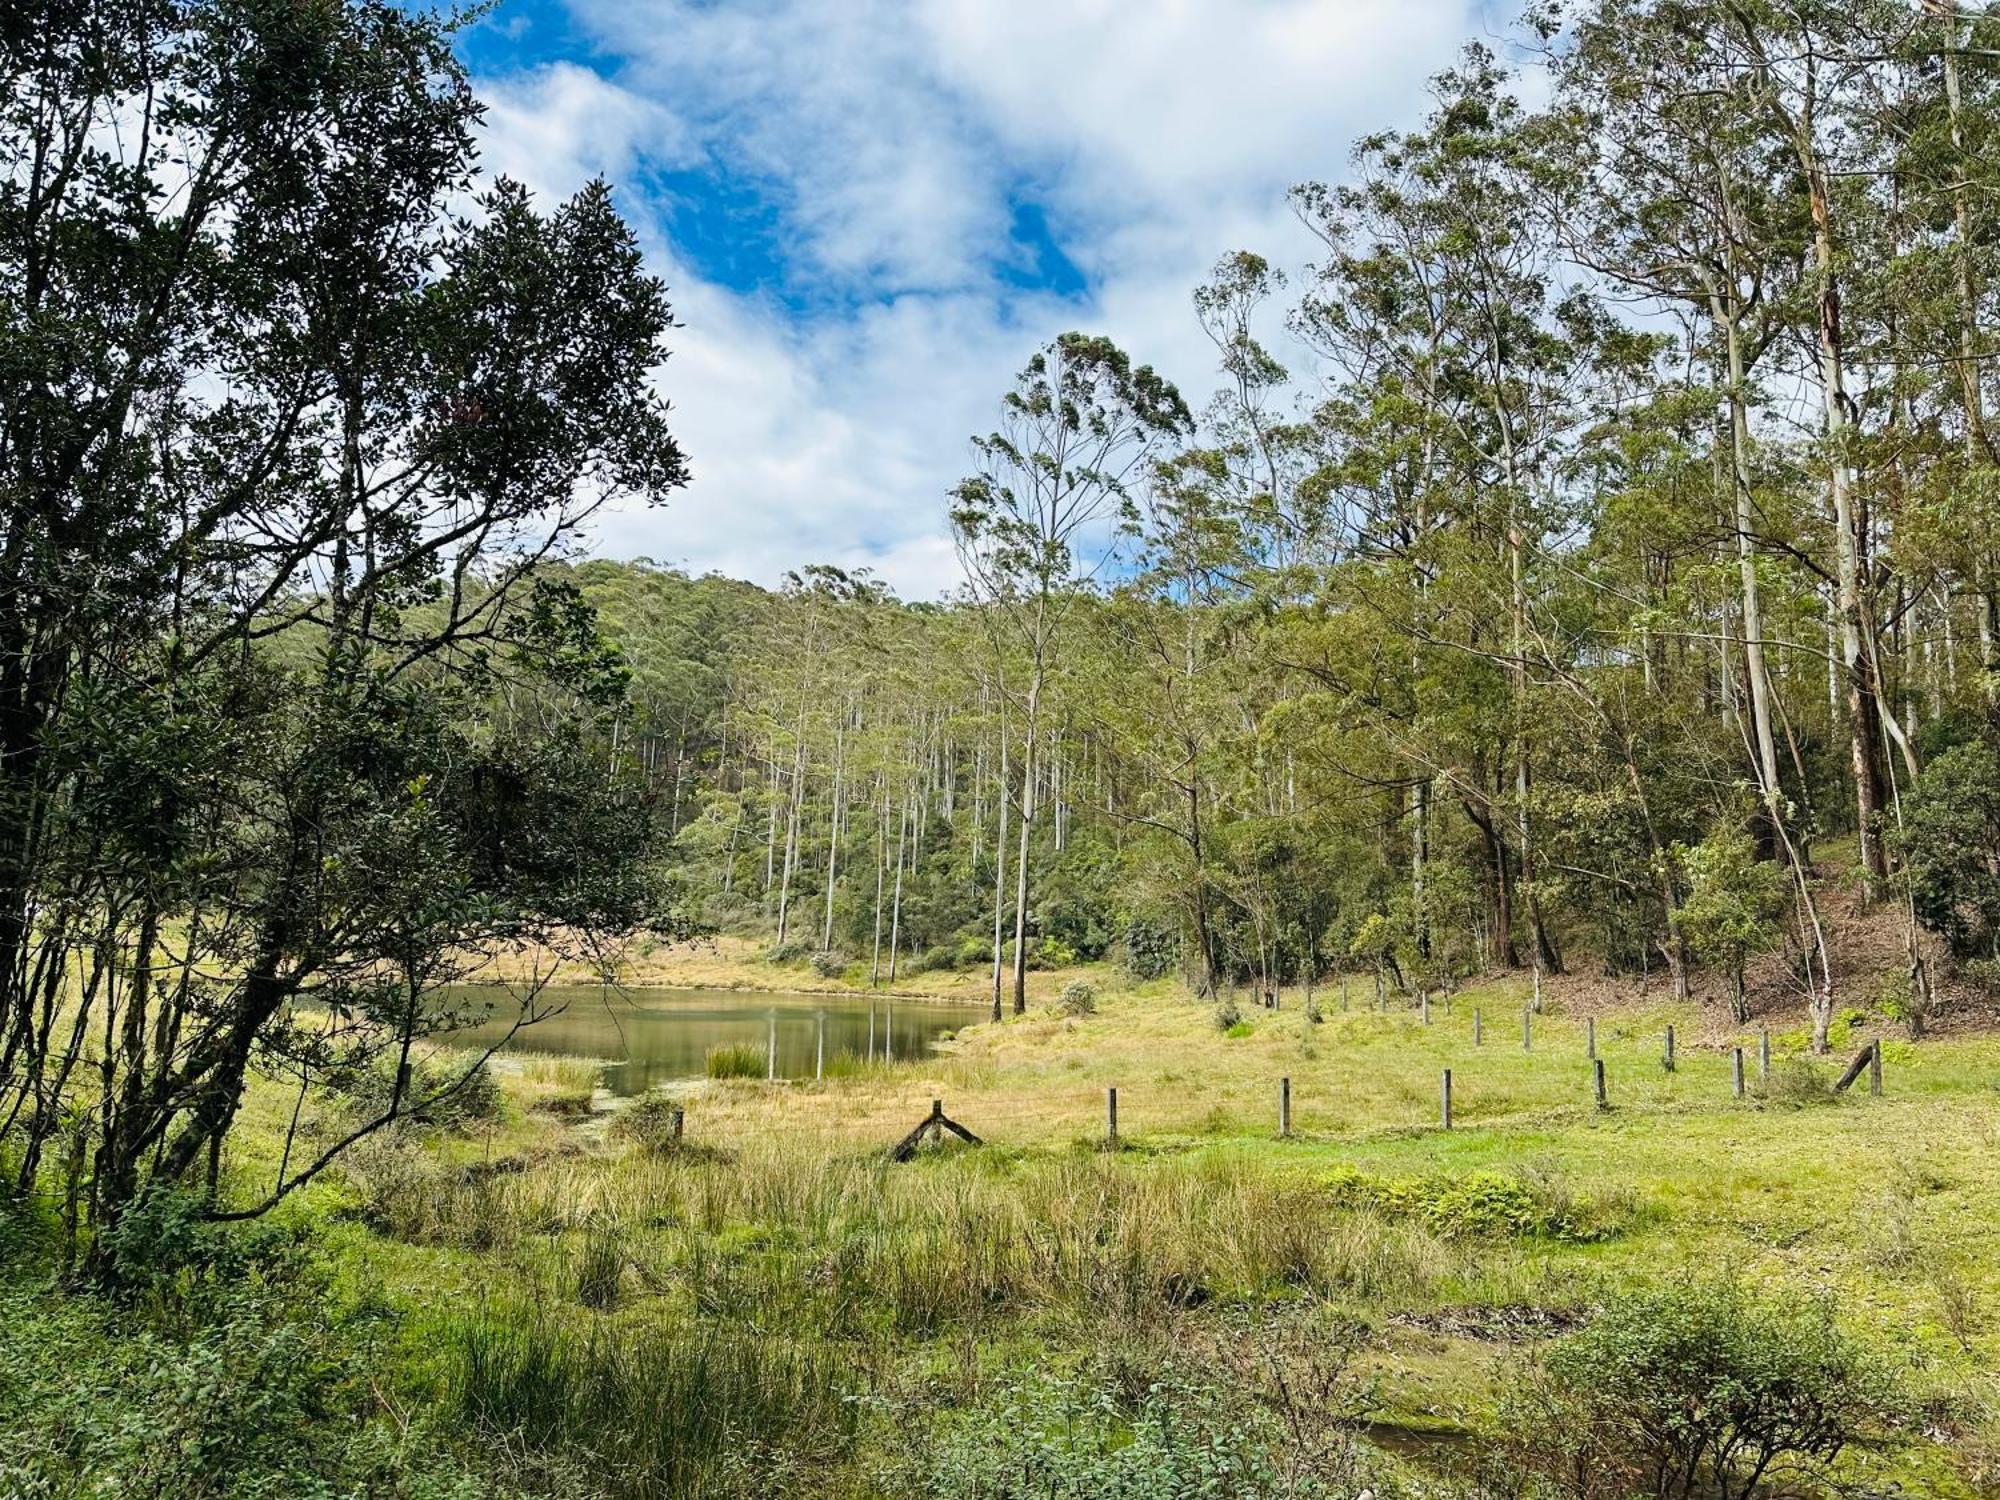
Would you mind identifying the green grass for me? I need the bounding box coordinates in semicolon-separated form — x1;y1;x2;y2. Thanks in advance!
704;1042;764;1079
10;970;2000;1497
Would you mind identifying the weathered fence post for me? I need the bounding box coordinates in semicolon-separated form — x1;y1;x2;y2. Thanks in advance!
1106;1086;1119;1144
1420;990;1431;1025
671;1106;685;1141
1586;1016;1596;1060
1279;1077;1292;1137
1523;1007;1532;1052
1732;1048;1745;1100
1473;1007;1483;1047
1663;1024;1676;1073
1870;1039;1883;1096
1593;1058;1608;1109
1441;1068;1453;1131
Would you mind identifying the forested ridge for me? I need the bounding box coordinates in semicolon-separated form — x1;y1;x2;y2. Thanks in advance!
581;1;2000;1049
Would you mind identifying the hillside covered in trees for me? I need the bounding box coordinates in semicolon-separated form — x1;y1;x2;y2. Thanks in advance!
584;1;2000;1048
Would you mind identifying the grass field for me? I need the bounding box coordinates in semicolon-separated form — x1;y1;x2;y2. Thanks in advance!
8;965;2000;1497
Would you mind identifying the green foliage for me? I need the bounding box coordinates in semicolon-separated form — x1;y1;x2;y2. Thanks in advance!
609;1093;686;1153
705;1044;765;1080
1058;979;1099;1016
808;949;850;979
0;1271;490;1499
1901;738;2000;961
1322;1165;1640;1243
892;1368;1362;1500
1505;1278;1900;1499
1670;826;1788;1018
1115;918;1179;981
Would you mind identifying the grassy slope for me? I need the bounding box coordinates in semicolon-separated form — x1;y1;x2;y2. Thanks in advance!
245;962;2000;1495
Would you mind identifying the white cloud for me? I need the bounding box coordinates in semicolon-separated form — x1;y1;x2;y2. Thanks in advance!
469;2;1488;598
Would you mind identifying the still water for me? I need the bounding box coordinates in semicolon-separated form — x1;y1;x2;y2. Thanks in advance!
446;985;990;1096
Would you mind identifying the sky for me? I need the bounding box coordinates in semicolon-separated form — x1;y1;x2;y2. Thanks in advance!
456;0;1502;598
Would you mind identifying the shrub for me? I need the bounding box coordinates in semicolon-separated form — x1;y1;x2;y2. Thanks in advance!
1116;918;1178;980
766;939;812;965
327;1052;502;1132
956;937;994;968
1212;993;1242;1032
1503;1278;1899;1499
1057;980;1098;1017
0;1277;490;1499
611;1093;686;1153
1037;938;1079;969
807;948;849;979
1766;1057;1838;1107
706;1043;764;1080
915;944;958;974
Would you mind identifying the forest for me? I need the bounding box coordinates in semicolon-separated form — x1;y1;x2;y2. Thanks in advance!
7;1;2000;1497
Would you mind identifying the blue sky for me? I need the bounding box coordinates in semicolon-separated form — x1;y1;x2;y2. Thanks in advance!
457;0;1496;596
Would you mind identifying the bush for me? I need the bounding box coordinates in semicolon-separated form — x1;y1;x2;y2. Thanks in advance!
1503;1278;1899;1499
915;944;958;974
956;937;994;968
1037;938;1079;970
0;1276;490;1499
1212;993;1242;1032
611;1093;686;1152
1116;918;1178;980
766;939;812;965
1057;980;1098;1017
1322;1165;1642;1243
328;1052;502;1132
808;948;849;979
706;1043;764;1080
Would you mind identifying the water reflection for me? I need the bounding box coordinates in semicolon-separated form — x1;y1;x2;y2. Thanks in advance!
445;985;989;1096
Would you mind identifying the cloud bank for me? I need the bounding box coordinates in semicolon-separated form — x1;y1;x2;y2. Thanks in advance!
469;0;1487;596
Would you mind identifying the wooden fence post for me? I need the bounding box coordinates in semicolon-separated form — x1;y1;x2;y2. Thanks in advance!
1593;1058;1607;1109
1420;990;1431;1025
1523;1007;1532;1052
1664;1024;1676;1073
1586;1016;1596;1060
1732;1048;1745;1100
1441;1068;1453;1131
671;1106;685;1140
1279;1076;1292;1137
1106;1086;1119;1143
1870;1039;1883;1096
1473;1008;1483;1047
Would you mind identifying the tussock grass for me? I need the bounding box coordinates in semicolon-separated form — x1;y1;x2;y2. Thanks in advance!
705;1043;764;1079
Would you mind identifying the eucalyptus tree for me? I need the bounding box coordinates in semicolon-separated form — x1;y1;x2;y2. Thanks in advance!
0;0;687;1251
952;334;1191;1013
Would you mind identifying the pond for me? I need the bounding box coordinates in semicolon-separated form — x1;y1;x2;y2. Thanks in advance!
445;985;991;1096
